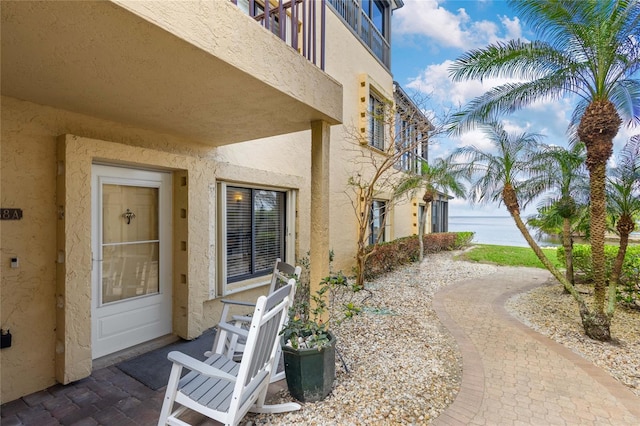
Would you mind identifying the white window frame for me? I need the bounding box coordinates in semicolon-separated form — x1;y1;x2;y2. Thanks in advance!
216;182;296;296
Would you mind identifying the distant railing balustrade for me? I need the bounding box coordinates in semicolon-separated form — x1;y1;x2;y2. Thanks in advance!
327;0;391;69
230;0;326;70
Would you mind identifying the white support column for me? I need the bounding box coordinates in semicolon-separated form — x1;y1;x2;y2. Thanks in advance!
310;120;330;318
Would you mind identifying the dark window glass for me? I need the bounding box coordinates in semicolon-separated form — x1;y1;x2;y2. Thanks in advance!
226;187;285;282
369;93;385;150
369;200;387;245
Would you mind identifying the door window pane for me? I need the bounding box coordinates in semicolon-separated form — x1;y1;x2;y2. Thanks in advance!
101;184;159;304
102;243;159;303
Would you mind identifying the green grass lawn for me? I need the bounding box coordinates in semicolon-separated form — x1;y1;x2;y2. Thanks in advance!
457;244;563;269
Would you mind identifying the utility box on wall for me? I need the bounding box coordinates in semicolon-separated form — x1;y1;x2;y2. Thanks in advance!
1;330;12;348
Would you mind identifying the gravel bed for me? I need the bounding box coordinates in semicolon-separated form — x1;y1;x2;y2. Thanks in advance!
506;280;640;398
248;251;497;425
247;252;639;425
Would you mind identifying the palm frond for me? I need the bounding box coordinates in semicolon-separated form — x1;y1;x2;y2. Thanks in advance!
608;80;640;125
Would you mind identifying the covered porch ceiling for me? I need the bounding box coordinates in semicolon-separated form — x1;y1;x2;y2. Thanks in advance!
1;0;342;146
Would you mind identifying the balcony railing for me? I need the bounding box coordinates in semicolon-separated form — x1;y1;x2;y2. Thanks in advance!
230;0;326;70
327;0;390;68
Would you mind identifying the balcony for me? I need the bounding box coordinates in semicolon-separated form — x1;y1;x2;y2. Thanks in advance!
231;0;326;70
327;0;402;69
1;0;342;146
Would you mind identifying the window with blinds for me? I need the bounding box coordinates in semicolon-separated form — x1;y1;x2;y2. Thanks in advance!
369;93;385;150
226;186;285;282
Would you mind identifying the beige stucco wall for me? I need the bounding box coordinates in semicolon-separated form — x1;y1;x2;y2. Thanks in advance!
0;96;311;402
216;9;406;274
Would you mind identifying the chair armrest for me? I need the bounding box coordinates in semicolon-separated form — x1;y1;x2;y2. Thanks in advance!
220;299;256;308
218;322;249;339
167;351;237;383
231;315;253;323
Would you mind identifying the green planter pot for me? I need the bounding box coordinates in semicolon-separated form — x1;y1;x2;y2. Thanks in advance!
281;332;336;402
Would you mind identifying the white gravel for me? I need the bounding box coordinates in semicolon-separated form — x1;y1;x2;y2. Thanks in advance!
249;251;497;425
247;251;639;425
506;280;640;398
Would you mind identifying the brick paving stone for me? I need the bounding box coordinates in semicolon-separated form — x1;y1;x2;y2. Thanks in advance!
1;398;29;417
57;405;100;425
1;415;24;426
91;406;129;425
114;396;141;413
17;409;59;426
22;390;54;407
66;388;100;408
433;266;640;425
69;418;98;426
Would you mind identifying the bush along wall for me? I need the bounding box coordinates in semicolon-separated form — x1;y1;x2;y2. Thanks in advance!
363;232;475;281
557;244;640;308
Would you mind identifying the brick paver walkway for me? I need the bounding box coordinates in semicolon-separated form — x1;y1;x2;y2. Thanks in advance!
433;266;640;425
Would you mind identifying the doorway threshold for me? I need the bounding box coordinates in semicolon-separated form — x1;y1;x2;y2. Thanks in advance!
92;333;179;370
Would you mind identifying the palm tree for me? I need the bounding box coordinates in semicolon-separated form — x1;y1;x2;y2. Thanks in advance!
606;135;640;312
448;0;640;340
394;157;466;261
532;143;589;285
449;122;587;304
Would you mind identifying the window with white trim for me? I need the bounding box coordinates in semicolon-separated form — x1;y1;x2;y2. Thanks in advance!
218;183;294;294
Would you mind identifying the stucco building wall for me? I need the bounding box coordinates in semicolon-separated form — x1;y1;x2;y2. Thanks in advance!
216;8;406;273
0;96;312;402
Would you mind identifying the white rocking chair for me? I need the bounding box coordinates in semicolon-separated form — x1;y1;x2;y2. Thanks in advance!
158;282;301;426
208;258;301;382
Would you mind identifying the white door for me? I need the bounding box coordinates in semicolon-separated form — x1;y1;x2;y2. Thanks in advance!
91;165;172;359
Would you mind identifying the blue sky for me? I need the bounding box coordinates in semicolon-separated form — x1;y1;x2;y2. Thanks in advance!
390;0;638;217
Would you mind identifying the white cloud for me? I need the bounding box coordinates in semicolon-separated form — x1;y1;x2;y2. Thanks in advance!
406;59;519;107
457;128;488;149
499;15;523;40
394;0;524;49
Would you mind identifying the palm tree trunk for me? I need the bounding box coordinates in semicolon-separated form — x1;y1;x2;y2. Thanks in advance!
607;232;627;316
418;201;431;261
577;99;619;341
510;213;586;306
579;161;612;341
562;218;575;287
588;162;608;313
608;215;635;316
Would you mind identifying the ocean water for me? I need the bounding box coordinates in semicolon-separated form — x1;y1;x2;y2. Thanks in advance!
448;216;558;248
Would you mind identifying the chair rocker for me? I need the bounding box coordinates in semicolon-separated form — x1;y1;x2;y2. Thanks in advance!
208;258;301;383
158;282;301;426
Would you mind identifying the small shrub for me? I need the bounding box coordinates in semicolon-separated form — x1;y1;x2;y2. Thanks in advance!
557;244;640;307
363;232;473;281
454;232;474;249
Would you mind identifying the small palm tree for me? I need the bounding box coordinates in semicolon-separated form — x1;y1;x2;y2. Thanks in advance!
532;143;589;285
449;122;586;304
394;157;466;261
448;0;640;340
606;135;640;311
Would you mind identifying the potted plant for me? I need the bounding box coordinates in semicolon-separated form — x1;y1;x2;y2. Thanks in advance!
280;271;361;402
